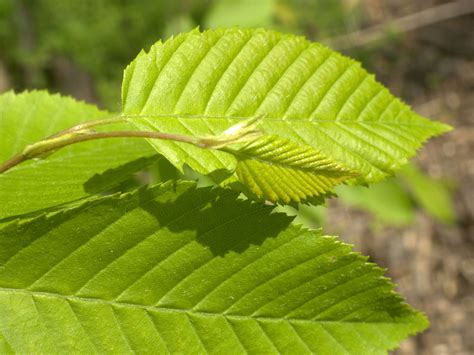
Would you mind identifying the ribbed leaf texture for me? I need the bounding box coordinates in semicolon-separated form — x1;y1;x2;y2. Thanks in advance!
0;181;428;354
122;28;451;189
228;135;355;203
0;91;155;220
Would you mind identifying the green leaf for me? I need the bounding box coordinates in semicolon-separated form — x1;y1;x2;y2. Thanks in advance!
0;332;14;354
122;28;450;188
227;135;355;203
275;204;327;230
206;0;274;28
83;155;162;194
0;181;427;353
399;164;456;224
0;91;155;220
336;179;416;227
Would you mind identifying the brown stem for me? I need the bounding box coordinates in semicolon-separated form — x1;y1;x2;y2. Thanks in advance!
0;153;27;174
325;0;474;49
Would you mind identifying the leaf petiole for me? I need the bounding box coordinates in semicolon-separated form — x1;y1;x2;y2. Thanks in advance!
0;129;202;174
0;116;264;174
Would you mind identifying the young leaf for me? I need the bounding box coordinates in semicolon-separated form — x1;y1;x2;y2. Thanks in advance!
0;91;155;220
122;28;450;187
0;181;427;353
226;135;355;203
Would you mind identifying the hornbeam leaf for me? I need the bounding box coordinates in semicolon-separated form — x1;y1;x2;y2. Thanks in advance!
0;91;155;220
0;333;14;354
226;135;356;203
122;28;451;188
0;181;428;353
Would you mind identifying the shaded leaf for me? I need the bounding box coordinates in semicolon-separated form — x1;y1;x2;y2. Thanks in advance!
0;91;155;220
0;181;427;353
83;155;161;194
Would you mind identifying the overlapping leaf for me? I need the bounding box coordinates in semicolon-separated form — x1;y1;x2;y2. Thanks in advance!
0;91;155;220
122;28;451;191
0;181;428;353
226;135;355;203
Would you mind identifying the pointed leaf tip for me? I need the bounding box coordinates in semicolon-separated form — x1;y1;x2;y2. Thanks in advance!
122;27;451;203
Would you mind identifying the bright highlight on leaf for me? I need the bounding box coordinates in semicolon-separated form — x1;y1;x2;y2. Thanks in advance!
0;181;428;354
122;27;451;196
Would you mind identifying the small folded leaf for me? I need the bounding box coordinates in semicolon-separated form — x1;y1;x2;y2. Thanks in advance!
122;28;451;191
227;135;355;203
0;181;428;353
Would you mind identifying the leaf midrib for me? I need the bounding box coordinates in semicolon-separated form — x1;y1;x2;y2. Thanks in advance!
0;287;413;326
227;148;350;176
125;114;442;129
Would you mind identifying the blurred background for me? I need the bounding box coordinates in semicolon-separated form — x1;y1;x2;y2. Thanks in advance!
0;0;472;353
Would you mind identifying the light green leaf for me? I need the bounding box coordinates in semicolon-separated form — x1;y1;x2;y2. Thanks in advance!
0;91;155;220
275;203;327;230
206;0;274;28
122;28;450;188
399;164;456;224
336;179;415;227
227;135;355;203
0;332;14;354
0;181;427;353
335;163;457;226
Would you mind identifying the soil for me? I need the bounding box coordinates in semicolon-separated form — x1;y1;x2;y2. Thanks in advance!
324;3;474;354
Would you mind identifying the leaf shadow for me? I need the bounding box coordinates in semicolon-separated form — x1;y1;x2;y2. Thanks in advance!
138;182;293;256
83;154;165;194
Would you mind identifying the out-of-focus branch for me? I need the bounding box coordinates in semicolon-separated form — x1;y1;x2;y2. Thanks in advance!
324;0;474;50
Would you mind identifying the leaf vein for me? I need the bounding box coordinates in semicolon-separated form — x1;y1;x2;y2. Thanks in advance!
281;51;333;118
308;62;355;119
224;37;283;115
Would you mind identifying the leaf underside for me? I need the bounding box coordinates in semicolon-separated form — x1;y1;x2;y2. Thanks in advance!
0;181;427;354
228;135;355;203
122;28;450;194
0;91;155;220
